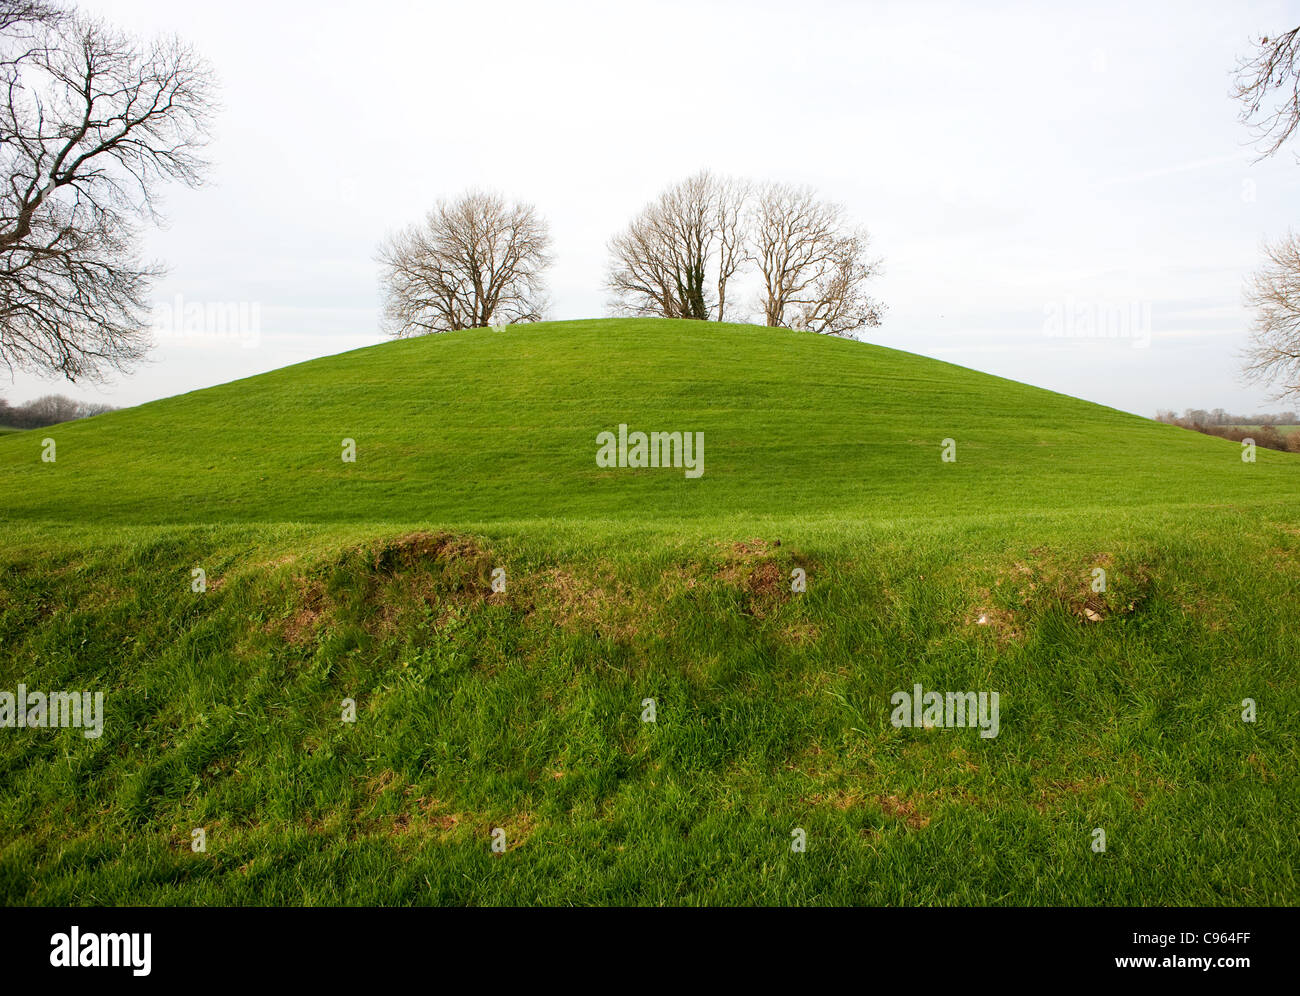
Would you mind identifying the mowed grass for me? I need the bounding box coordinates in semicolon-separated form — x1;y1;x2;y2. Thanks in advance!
0;318;1293;524
0;318;1296;905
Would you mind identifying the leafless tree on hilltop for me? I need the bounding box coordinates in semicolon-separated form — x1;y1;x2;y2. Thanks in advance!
377;190;553;336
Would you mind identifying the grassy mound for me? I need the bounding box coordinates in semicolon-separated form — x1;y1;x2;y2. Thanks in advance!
0;318;1292;524
0;319;1296;905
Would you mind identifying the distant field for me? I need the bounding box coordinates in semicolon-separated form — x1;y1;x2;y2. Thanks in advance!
0;319;1295;906
1232;424;1300;434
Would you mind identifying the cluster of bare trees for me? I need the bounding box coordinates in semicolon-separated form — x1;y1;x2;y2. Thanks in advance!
377;172;884;339
1155;409;1300;454
606;171;883;335
1157;407;1299;426
1235;27;1300;401
0;390;113;428
0;0;215;382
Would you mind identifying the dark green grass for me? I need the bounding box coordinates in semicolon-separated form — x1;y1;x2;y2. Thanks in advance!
0;319;1296;905
1;513;1295;905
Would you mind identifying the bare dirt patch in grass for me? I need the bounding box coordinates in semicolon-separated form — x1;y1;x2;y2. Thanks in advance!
1031;774;1109;813
368;531;493;584
272;531;510;643
280;576;328;645
876;793;932;830
801;788;933;830
714;537;812;619
539;567;638;640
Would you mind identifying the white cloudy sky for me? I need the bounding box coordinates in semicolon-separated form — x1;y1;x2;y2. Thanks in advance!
6;0;1300;417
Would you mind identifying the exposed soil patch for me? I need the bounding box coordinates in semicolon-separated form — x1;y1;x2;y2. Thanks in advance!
876;793;931;830
1031;774;1109;813
271;531;502;644
801;788;932;830
714;537;812;619
540;567;637;640
728;538;776;558
368;531;492;583
281;576;328;644
968;598;1023;644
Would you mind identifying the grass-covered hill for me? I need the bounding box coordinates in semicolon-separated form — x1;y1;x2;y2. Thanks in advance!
0;318;1292;525
0;318;1296;906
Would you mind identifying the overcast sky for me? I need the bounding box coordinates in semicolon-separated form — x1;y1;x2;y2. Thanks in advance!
6;0;1300;417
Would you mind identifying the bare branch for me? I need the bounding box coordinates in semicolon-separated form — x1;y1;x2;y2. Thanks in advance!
1233;26;1300;161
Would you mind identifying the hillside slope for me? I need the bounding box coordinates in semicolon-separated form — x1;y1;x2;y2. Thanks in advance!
0;318;1292;526
1;318;1297;906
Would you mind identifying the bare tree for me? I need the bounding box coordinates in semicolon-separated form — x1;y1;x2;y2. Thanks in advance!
0;2;215;381
1243;231;1300;399
750;182;884;336
1234;27;1300;161
712;173;748;323
377;190;552;336
605;170;748;322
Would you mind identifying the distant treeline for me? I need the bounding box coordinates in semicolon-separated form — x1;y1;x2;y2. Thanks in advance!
1156;408;1299;426
0;395;117;430
1156;409;1300;453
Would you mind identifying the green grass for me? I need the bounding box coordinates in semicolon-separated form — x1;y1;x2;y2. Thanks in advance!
0;318;1296;906
0;317;1292;524
1233;423;1300;434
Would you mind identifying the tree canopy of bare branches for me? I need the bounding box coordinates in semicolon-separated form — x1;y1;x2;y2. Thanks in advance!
605;170;749;322
0;0;60;37
1234;26;1300;161
377;190;553;337
0;1;215;381
1244;231;1300;400
749;182;883;336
